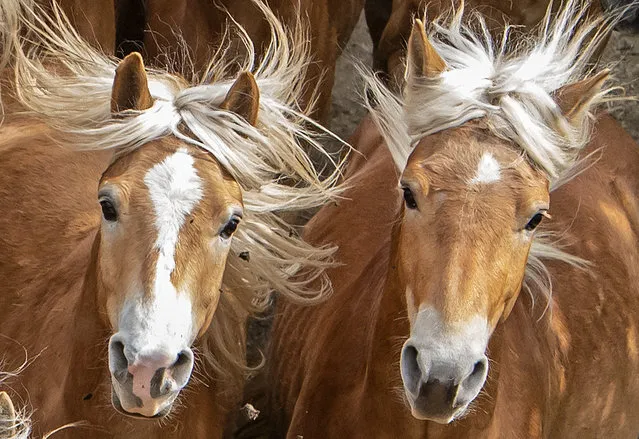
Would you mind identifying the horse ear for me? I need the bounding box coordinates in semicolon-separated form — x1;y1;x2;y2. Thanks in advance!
555;69;610;126
406;19;447;80
111;52;154;113
0;391;16;436
220;71;260;126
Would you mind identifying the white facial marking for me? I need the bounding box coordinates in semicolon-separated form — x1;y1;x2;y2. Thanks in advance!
409;307;490;370
117;149;203;401
470;152;501;184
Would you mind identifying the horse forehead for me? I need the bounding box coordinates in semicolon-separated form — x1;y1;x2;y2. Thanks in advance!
143;148;204;245
408;144;515;190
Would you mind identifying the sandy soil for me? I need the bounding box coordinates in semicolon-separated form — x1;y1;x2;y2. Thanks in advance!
329;13;639;143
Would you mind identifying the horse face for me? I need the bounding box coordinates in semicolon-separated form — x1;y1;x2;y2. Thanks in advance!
396;127;549;423
96;140;243;418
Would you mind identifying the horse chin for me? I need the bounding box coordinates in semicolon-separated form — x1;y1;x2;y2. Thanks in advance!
111;387;174;419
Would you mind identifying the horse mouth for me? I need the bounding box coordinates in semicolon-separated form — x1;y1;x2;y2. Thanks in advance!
111;387;172;419
407;395;468;424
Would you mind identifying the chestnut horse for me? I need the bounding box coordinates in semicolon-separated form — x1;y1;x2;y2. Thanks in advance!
0;1;342;437
365;0;615;88
141;0;364;121
265;3;639;438
29;0;364;121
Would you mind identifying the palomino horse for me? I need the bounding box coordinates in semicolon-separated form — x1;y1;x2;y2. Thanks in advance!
265;2;639;437
0;1;342;437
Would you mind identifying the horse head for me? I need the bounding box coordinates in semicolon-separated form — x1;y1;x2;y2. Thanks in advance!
364;7;612;423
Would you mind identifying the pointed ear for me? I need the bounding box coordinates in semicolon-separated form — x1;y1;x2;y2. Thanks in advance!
555;69;610;126
406;19;447;80
111;52;154;113
220;71;260;126
0;391;16;436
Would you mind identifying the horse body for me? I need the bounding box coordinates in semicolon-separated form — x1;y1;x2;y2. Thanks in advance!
0;123;234;438
266;4;639;438
33;0;363;122
34;0;116;53
366;0;604;87
141;0;363;120
270;112;639;438
0;1;341;436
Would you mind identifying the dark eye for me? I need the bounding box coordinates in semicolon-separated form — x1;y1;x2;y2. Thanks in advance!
525;212;546;231
100;199;118;222
220;217;240;239
402;187;418;210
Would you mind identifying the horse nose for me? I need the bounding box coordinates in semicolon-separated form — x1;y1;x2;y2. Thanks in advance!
400;342;488;422
108;336;194;399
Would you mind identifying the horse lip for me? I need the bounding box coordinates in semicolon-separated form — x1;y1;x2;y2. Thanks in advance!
404;389;468;424
111;387;172;419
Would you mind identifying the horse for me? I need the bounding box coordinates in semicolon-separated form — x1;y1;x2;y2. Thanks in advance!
364;0;618;88
26;0;363;122
138;0;364;122
0;1;343;437
264;2;639;437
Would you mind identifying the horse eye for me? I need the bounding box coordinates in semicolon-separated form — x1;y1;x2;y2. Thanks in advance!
220;217;240;239
99;199;118;222
402;187;418;210
525;212;545;231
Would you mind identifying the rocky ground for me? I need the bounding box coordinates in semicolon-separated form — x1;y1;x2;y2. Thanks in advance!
329;13;639;143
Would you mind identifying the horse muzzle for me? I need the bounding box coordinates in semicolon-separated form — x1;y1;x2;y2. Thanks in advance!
399;308;490;423
108;334;195;418
400;342;488;423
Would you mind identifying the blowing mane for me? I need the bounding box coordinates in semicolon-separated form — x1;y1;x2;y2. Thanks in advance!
363;0;622;306
1;0;344;397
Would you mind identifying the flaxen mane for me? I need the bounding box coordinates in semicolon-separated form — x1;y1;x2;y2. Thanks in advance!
1;0;345;396
363;0;624;305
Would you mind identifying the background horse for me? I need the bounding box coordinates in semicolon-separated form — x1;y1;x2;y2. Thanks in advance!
264;2;639;437
31;0;364;122
0;1;342;437
363;0;635;88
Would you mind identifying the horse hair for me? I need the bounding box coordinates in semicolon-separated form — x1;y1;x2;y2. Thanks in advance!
0;0;345;398
361;0;627;307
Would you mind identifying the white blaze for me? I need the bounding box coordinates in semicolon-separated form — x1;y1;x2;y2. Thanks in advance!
470;152;501;184
118;149;203;400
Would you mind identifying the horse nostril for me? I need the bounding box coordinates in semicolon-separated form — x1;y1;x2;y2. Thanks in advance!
459;356;488;399
467;359;486;380
108;339;131;384
169;349;194;389
175;351;190;368
401;344;422;394
111;341;126;367
470;358;486;380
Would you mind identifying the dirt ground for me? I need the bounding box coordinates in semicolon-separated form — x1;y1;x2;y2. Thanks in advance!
329;13;639;143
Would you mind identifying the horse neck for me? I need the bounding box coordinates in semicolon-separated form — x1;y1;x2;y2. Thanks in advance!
363;216;410;404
